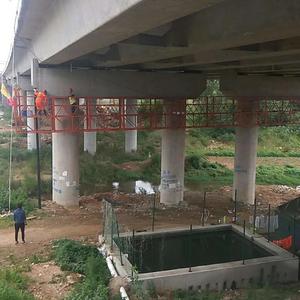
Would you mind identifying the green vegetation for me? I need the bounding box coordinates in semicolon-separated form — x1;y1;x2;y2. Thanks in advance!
185;154;233;189
0;138;51;211
53;239;110;300
187;127;300;157
0;268;33;300
0;216;13;229
80;131;160;193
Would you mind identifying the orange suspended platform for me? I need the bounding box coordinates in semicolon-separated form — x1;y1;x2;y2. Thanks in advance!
11;96;300;134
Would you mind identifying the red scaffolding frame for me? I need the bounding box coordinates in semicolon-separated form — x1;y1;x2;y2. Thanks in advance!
12;96;300;134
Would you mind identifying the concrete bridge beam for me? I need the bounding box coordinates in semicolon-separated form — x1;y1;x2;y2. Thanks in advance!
220;74;300;97
35;68;206;98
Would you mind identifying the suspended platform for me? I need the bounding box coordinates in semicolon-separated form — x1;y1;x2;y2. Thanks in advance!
12;96;300;134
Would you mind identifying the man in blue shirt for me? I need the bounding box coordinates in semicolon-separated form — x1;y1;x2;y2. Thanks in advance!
13;203;26;244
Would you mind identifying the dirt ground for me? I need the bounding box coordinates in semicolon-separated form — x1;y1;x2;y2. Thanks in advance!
26;261;81;300
0;186;299;299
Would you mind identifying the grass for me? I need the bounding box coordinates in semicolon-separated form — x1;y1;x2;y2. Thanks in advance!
0;216;13;229
187;127;300;158
53;239;110;300
0;268;34;300
256;165;300;186
185;154;233;189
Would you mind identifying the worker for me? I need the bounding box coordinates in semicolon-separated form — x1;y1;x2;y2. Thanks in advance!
13;203;26;244
68;92;78;113
35;89;48;116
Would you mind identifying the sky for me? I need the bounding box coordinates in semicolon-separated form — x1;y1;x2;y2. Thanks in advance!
0;0;20;72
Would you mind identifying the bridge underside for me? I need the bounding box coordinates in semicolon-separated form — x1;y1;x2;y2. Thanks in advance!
6;0;300;80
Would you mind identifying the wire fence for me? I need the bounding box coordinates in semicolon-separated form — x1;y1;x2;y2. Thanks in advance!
102;191;299;277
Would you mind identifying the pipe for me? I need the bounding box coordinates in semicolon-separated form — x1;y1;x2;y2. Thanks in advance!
120;286;130;300
106;256;118;278
98;247;130;300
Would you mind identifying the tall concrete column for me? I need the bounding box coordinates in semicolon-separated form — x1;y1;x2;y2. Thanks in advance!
160;99;186;206
125;99;137;153
26;90;37;150
52;98;79;206
84;99;96;155
84;132;96;155
233;99;258;205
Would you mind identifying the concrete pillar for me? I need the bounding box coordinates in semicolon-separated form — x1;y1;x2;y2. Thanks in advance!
26;90;37;150
160;99;186;206
84;132;96;155
233;99;258;205
125;99;137;153
52;98;79;206
84;99;97;155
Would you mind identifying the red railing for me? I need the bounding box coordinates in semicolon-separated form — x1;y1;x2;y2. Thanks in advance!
12;96;300;134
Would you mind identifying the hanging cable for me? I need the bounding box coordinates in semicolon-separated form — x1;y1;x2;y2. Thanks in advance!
8;0;21;212
8;100;14;212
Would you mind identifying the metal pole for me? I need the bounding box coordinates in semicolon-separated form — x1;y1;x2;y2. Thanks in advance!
131;229;135;277
202;192;206;226
267;204;271;242
116;218;123;266
34;106;42;209
110;208;114;251
293;215;296;255
242;220;246;265
253;197;257;233
234;189;237;224
189;224;192;272
152;192;156;232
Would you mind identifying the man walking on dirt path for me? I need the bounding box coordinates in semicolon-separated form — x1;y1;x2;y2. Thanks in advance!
13;203;26;244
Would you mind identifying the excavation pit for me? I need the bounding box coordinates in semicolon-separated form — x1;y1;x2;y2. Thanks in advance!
111;225;298;291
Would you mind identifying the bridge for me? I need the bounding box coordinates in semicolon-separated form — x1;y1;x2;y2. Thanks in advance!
2;0;300;207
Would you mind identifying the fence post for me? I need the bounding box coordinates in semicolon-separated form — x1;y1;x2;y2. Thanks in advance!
102;200;106;237
293;215;296;255
152;192;156;232
188;224;193;272
242;220;246;265
253;197;257;233
131;229;135;278
110;205;114;251
116;219;123;266
202;192;207;226
267;204;271;242
234;189;237;224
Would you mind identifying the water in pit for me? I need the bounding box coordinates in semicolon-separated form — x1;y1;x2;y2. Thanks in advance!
116;228;273;273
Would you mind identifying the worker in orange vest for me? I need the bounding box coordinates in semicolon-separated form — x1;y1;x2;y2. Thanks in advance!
34;89;48;116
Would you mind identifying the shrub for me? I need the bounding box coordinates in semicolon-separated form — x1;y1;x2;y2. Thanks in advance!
54;239;100;274
0;269;33;300
54;239;110;300
0;185;35;213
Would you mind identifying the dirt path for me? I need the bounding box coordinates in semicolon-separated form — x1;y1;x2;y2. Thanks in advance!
0;201;102;264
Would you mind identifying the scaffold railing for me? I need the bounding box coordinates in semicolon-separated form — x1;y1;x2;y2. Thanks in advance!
11;96;300;134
